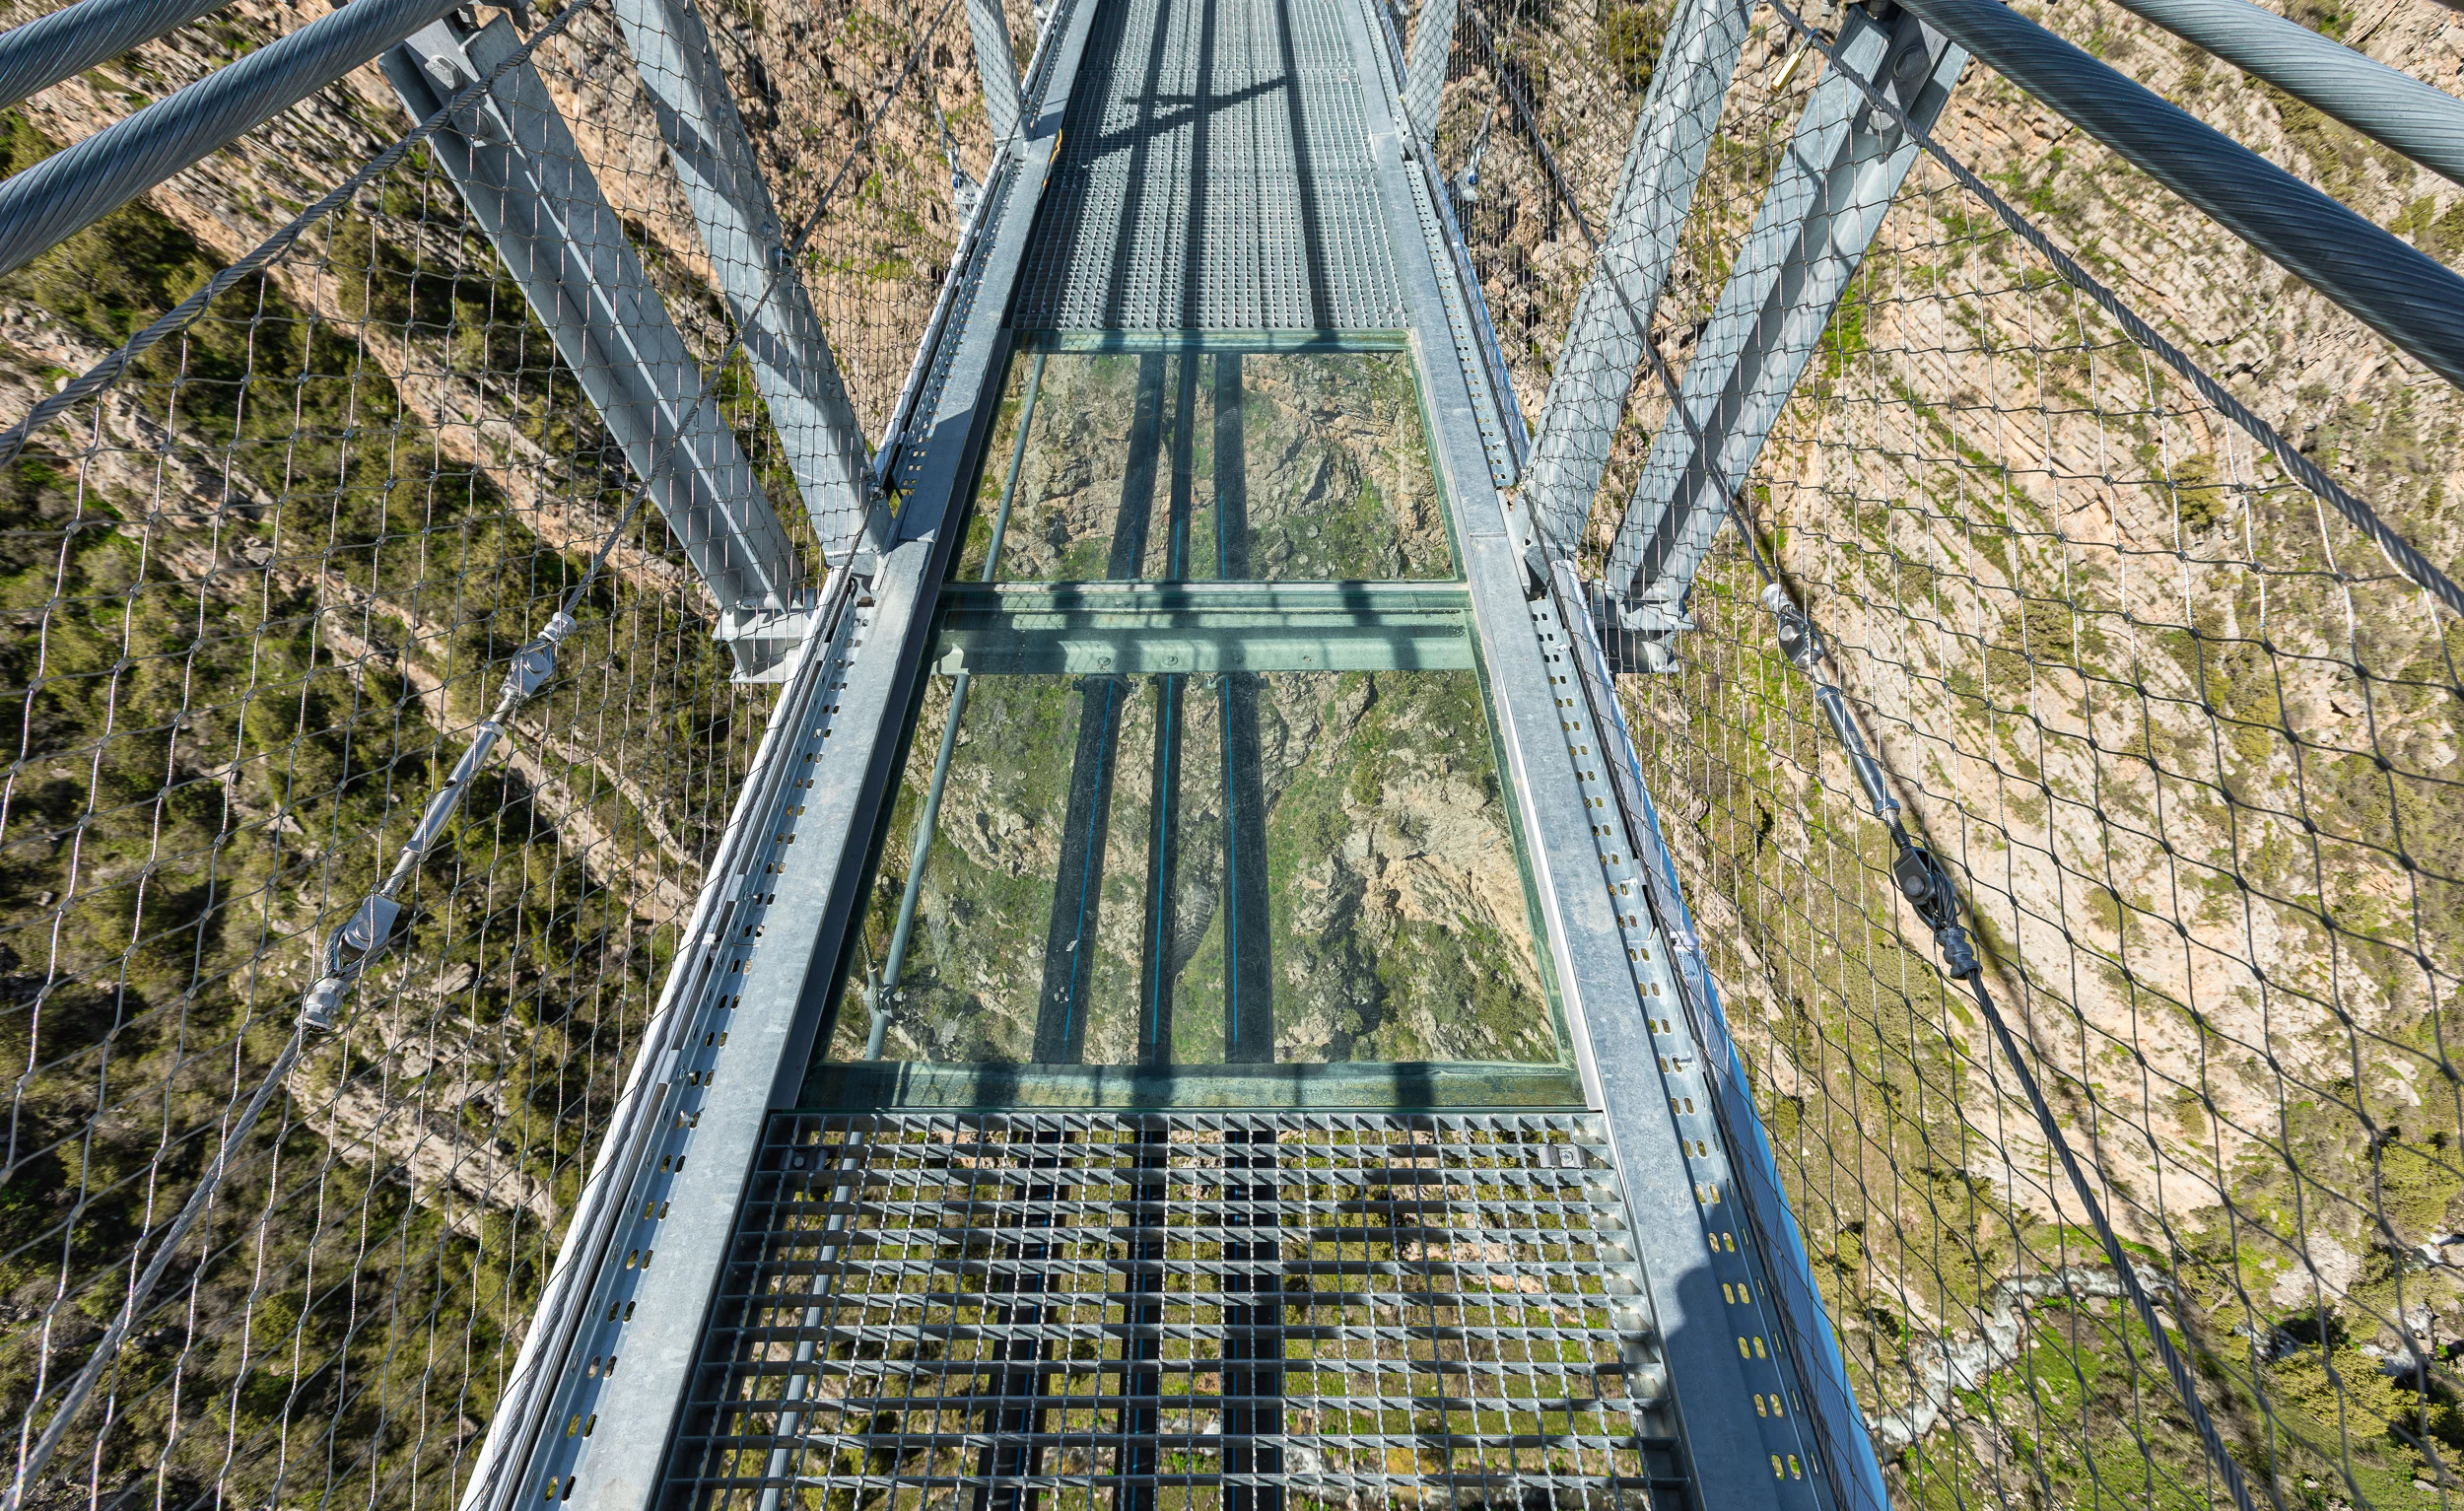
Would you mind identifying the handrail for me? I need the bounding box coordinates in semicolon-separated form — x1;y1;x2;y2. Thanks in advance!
2105;0;2464;185
1894;0;2464;388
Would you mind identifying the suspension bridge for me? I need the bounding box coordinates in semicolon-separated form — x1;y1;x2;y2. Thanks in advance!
0;0;2458;1501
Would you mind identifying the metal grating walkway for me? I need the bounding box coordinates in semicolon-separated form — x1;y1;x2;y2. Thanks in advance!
1012;0;1408;329
659;1112;1693;1507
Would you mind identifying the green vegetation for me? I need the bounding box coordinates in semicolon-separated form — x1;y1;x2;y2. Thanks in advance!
0;111;747;1504
1596;0;1663;95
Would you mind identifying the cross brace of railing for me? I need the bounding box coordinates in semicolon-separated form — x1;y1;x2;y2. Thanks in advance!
1602;3;1963;669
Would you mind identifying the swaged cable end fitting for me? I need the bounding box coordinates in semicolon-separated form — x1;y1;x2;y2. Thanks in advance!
298;975;348;1032
1761;582;1826;671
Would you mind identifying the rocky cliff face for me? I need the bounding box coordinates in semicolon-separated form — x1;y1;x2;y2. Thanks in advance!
1544;0;2464;1499
0;0;1000;1500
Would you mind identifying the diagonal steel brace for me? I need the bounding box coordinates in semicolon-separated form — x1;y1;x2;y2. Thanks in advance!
382;15;807;678
1606;3;1962;670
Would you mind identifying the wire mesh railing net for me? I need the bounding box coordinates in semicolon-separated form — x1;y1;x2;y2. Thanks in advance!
1423;0;2464;1497
0;0;991;1500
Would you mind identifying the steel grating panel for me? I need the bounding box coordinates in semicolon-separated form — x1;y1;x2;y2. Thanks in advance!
1013;0;1407;329
659;1112;1695;1508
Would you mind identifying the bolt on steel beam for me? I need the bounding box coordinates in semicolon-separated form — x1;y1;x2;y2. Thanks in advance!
0;0;229;113
611;0;877;569
382;16;806;663
1605;6;1962;669
2104;0;2464;185
1520;0;1752;551
0;0;462;275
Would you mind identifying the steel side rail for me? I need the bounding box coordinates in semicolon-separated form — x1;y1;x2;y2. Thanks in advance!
1335;0;1832;1501
1557;561;1892;1511
451;567;855;1511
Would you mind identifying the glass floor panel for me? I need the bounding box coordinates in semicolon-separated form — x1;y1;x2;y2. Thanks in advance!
828;667;1552;1067
953;347;1455;583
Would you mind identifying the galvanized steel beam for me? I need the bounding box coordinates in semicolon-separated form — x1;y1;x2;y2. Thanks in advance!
1553;557;1891;1511
611;0;877;572
1401;0;1456;151
0;0;229;113
969;0;1024;145
381;17;806;670
1607;6;1961;668
1518;0;1750;550
0;0;461;275
1897;0;2464;388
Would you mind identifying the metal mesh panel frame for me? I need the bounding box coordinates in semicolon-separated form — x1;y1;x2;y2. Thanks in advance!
658;1109;1694;1509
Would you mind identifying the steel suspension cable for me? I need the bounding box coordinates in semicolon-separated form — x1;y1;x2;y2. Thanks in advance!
1753;0;2464;620
1505;33;2284;1503
2;4;960;1495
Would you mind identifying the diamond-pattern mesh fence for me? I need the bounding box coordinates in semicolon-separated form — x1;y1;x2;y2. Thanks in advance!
6;0;2464;1501
1403;0;2464;1497
0;0;990;1500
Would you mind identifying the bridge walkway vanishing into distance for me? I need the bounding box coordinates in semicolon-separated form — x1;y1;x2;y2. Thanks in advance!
2;0;2463;1502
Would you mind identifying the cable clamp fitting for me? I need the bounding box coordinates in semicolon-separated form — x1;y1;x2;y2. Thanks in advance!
1760;582;1826;672
1889;827;1981;980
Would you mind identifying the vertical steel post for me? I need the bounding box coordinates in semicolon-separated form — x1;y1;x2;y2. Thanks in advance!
610;0;876;567
1519;0;1751;550
969;0;1024;146
382;18;805;651
1606;7;1962;668
1402;0;1457;152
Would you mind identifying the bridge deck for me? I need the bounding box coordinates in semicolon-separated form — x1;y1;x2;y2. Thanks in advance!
1017;0;1405;329
515;0;1840;1502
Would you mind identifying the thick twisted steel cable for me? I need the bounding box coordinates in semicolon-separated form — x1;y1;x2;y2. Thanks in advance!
1756;0;2464;620
2100;0;2464;184
1890;0;2464;389
0;3;949;1495
0;0;230;113
0;0;597;471
0;0;470;276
